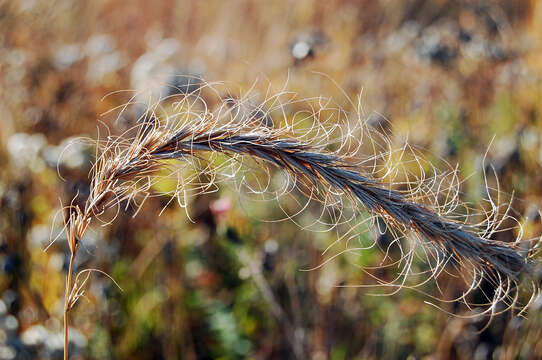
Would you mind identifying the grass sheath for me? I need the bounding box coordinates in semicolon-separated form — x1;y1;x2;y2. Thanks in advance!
61;88;538;358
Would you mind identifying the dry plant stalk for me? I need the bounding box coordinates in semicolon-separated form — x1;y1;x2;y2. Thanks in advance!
58;80;539;358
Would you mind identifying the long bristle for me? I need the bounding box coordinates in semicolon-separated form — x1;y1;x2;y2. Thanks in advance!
70;82;539;316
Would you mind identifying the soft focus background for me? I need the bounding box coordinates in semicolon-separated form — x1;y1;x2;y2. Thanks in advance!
1;1;542;359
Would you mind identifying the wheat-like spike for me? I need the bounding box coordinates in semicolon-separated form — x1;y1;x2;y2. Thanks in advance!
63;82;538;330
59;82;541;359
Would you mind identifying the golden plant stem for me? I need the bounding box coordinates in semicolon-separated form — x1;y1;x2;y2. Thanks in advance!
64;247;77;360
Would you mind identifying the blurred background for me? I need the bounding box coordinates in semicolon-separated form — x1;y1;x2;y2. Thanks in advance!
1;0;542;359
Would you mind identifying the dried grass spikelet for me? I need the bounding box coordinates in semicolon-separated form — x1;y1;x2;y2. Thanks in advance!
65;78;539;320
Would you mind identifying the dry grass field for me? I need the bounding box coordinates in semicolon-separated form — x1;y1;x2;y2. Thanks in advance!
1;1;542;359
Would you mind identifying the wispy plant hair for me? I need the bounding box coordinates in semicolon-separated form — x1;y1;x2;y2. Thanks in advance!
62;78;539;327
